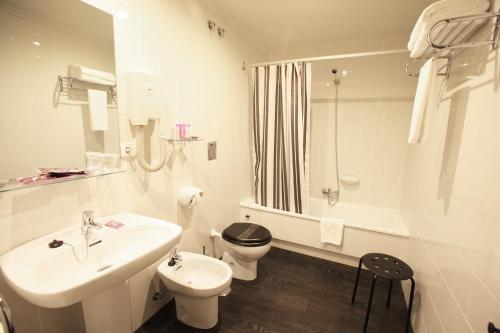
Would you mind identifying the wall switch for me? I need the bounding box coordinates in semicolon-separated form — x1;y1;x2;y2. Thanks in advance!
208;141;217;161
120;142;136;158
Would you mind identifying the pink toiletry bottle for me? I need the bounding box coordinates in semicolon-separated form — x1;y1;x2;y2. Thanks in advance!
179;123;186;139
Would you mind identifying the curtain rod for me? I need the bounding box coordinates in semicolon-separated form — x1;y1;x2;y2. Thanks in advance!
242;48;409;70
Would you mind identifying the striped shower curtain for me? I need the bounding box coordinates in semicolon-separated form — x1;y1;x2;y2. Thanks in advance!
252;62;311;214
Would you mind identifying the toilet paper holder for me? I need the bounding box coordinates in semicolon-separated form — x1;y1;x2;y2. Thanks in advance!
177;186;203;207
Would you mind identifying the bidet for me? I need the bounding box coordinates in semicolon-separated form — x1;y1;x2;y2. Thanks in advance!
157;252;232;329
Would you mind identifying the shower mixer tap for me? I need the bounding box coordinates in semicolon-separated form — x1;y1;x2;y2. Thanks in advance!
322;187;339;206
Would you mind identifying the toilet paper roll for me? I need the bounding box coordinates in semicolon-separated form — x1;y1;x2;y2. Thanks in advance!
177;186;203;207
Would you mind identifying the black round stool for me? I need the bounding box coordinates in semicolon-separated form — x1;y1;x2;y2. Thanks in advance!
351;253;415;333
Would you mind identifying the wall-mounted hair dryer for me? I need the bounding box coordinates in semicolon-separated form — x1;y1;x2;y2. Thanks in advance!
126;72;167;172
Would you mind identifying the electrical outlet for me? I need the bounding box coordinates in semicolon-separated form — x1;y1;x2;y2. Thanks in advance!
120;142;136;158
208;141;217;161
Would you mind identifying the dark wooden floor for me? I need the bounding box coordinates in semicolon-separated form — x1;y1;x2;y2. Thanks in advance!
136;247;412;333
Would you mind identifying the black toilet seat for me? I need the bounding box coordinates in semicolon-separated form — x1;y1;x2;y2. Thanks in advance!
222;223;272;247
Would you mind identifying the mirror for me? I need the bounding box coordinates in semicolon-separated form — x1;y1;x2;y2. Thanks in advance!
0;0;121;192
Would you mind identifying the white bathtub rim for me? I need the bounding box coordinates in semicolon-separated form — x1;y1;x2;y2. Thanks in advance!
240;199;409;238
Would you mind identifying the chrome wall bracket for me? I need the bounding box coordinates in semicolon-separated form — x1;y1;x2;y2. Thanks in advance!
405;53;453;78
57;75;117;98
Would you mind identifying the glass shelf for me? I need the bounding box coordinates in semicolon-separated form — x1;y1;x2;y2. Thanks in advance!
0;169;125;193
160;137;204;143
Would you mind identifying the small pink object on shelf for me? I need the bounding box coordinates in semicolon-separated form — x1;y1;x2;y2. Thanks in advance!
104;220;125;229
16;167;89;185
37;167;88;178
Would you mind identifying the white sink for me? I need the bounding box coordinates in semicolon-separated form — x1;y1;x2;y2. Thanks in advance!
0;213;182;308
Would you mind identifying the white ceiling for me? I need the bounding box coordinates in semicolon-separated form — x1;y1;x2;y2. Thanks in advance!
208;0;436;53
0;0;113;42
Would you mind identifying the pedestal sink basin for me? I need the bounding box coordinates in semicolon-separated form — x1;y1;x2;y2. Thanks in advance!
0;213;182;308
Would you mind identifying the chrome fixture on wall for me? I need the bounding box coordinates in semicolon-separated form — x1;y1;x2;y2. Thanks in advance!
324;67;341;206
217;27;225;38
207;19;226;38
207;20;216;31
322;187;339;205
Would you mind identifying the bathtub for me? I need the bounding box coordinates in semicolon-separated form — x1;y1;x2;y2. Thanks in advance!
239;198;409;265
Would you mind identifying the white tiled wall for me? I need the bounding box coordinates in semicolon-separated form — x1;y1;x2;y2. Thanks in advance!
310;53;416;208
0;0;263;332
3;0;500;332
400;7;500;332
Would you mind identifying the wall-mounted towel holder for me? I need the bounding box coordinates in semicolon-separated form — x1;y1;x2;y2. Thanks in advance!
57;75;117;98
405;10;500;77
405;54;453;78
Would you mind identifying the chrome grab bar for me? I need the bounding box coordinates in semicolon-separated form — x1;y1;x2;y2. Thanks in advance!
0;294;14;333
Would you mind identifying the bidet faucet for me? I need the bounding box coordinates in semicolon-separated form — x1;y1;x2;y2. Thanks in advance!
81;210;101;236
168;249;183;268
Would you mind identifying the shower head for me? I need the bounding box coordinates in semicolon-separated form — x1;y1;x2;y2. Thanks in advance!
331;68;340;85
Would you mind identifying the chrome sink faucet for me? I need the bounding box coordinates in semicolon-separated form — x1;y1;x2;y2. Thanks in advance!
81;210;101;236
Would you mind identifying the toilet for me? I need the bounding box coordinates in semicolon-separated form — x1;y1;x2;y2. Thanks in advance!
220;223;272;281
157;252;232;329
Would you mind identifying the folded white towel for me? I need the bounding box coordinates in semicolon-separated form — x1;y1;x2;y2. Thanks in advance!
88;89;108;131
77;74;115;86
68;64;116;84
320;217;345;246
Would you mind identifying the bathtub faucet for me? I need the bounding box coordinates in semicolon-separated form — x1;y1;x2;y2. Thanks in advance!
322;187;339;206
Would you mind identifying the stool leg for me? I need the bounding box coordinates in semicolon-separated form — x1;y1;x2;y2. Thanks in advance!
363;274;377;333
351;257;363;305
405;277;416;333
386;279;393;309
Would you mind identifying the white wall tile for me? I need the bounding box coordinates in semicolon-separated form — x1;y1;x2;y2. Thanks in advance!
401;9;500;332
0;0;264;332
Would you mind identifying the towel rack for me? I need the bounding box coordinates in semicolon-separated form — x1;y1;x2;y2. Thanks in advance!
405;10;500;77
405;53;453;78
428;11;500;50
57;75;117;98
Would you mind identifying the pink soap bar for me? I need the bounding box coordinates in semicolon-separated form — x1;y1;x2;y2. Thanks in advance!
105;220;124;229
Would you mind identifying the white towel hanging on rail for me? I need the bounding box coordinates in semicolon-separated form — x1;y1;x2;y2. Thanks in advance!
88;89;108;131
408;58;436;144
320;217;345;246
408;57;447;144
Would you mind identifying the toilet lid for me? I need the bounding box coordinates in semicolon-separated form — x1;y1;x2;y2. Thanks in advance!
222;223;272;246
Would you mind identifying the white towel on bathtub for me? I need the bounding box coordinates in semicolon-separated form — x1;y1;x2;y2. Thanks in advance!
320;217;345;246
